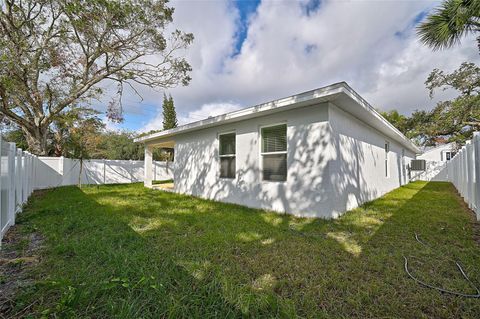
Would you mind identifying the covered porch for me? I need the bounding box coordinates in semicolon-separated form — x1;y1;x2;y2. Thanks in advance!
152;181;174;191
144;139;175;189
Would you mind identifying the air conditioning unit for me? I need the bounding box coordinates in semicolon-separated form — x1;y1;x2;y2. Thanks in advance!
410;159;426;171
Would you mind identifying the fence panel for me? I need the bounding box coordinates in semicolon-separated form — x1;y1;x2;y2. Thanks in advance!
445;133;479;220
0;139;173;246
1;139;9;238
0;138;31;246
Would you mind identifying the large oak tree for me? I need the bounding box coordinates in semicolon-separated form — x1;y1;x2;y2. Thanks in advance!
0;0;193;154
382;63;480;147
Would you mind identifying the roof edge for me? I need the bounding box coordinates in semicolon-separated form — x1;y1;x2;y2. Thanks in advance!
134;82;421;153
134;82;347;143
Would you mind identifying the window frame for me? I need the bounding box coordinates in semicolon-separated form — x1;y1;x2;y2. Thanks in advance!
218;131;236;179
384;141;390;178
259;123;288;182
445;151;455;161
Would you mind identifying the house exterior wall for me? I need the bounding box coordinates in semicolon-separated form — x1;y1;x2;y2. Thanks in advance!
172;102;339;218
417;144;455;162
410;161;448;182
411;144;454;182
169;101;417;218
327;103;416;217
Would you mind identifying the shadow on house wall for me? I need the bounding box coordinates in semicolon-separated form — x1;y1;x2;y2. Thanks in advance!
410;161;448;182
172;102;395;218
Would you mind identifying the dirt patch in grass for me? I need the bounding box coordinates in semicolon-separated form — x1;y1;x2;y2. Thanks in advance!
0;227;44;317
472;218;480;246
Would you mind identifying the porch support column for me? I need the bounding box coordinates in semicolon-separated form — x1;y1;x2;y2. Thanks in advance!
144;144;153;188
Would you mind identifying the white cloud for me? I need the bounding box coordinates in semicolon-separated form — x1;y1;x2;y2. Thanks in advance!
109;0;480;131
364;35;478;113
102;115;122;132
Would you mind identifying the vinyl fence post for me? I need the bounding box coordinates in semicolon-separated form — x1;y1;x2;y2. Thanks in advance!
103;159;106;185
24;153;28;200
8;143;16;226
461;147;466;198
59;156;65;186
474;132;480;220
464;145;469;202
129;160;133;183
22;152;27;203
0;137;2;243
33;155;37;191
28;154;31;194
30;154;33;194
466;142;473;209
15;149;22;214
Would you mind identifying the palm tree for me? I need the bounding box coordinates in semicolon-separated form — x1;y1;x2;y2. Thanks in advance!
417;0;480;51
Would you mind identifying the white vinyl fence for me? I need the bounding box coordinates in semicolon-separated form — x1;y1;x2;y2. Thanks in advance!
34;157;172;189
0;135;173;246
1;138;35;247
410;160;448;182
445;132;480;220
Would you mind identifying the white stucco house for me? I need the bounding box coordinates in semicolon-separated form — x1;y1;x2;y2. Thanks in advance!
409;143;456;182
417;143;456;162
136;82;420;218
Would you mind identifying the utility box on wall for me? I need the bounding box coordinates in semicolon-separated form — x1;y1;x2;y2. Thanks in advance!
410;159;426;171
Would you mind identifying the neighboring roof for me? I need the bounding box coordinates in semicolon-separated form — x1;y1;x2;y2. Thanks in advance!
433;137;448;144
135;82;421;153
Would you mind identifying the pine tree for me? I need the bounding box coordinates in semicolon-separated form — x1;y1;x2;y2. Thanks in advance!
162;94;178;130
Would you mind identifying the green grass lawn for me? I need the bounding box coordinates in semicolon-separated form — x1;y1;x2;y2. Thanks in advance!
152;179;174;185
4;181;480;318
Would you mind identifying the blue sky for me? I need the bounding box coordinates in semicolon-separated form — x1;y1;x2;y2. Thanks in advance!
231;0;261;57
105;0;479;133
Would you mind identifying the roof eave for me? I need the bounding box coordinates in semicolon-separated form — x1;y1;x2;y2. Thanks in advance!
134;82;421;154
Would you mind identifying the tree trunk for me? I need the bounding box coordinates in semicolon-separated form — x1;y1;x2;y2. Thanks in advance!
23;126;49;155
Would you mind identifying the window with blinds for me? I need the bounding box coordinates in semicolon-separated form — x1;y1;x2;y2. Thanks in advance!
219;133;236;178
261;124;287;181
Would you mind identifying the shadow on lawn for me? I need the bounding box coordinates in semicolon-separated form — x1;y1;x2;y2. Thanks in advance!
16;181;480;318
17;187;261;318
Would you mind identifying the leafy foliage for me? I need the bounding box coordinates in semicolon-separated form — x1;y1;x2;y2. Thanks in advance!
425;62;480;144
425;62;480;97
162;94;178;130
380;109;435;146
417;0;480;51
51;107;105;158
380;110;410;133
0;0;193;154
3;124;168;160
382;62;480;147
3;126;28;150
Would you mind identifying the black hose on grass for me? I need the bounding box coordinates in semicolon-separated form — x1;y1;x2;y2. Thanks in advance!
403;233;480;298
